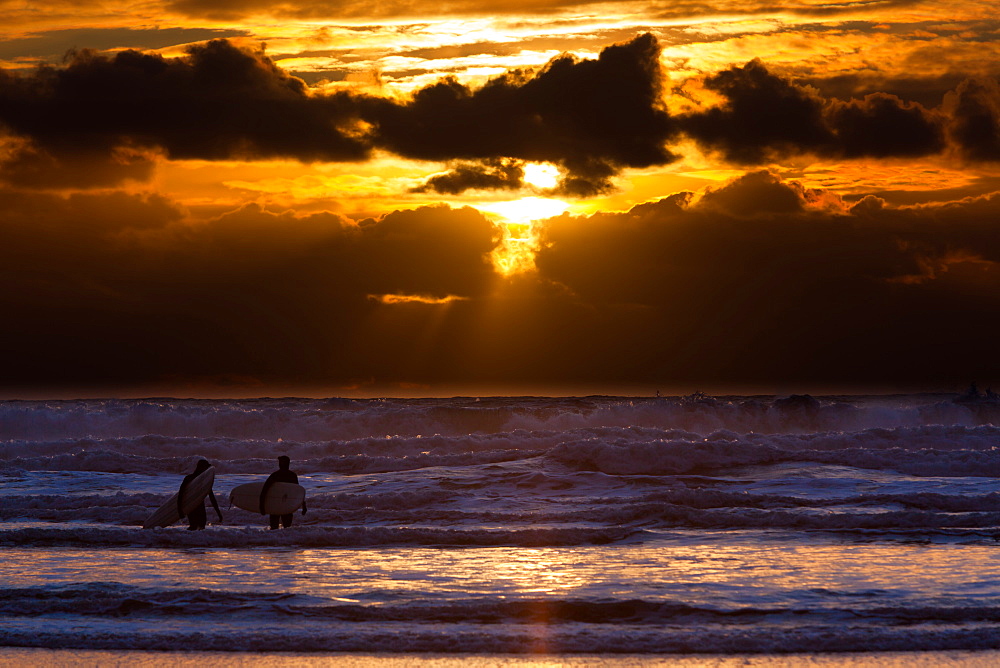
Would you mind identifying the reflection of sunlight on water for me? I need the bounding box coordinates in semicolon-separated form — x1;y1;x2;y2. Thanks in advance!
5;542;1000;665
7;543;998;603
485;548;587;594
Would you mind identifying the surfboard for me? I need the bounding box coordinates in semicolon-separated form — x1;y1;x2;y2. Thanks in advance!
229;481;305;515
142;466;216;529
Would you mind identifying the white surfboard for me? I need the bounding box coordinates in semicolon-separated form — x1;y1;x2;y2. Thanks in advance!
229;481;305;515
143;466;216;529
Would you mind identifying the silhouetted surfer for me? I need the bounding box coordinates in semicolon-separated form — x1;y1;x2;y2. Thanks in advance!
178;459;223;530
261;455;307;529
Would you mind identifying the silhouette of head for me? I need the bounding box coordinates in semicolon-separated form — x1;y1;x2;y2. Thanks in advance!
278;455;290;470
193;459;211;473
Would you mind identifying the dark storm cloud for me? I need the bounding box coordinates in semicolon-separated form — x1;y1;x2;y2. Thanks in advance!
0;35;676;192
944;78;1000;161
360;33;678;194
825;93;945;158
6;172;1000;389
679;59;946;163
530;170;1000;385
0;39;370;181
411;159;524;194
680;59;833;163
1;34;995;194
0;191;499;388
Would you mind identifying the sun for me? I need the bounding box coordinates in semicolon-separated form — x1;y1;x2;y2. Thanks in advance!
522;162;561;189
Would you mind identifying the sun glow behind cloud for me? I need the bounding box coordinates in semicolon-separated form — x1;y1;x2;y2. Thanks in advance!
460;194;566;277
491;221;538;276
522;163;561;189
472;197;569;275
476;197;569;224
369;293;468;305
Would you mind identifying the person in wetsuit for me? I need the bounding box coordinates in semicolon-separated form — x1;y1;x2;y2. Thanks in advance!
260;455;306;529
178;459;223;530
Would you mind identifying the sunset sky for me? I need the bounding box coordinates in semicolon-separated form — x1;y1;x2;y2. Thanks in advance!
2;0;1000;396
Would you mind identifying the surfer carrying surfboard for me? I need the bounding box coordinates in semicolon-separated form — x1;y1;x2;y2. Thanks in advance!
260;455;306;529
178;459;223;530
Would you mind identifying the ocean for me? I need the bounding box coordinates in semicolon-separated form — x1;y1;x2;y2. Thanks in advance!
1;393;999;660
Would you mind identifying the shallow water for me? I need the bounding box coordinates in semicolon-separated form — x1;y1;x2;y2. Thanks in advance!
5;649;1000;667
2;394;999;654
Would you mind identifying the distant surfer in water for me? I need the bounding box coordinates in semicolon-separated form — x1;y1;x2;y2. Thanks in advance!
178;459;223;530
261;455;307;529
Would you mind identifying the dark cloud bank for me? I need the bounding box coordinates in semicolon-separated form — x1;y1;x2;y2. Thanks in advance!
4;171;1000;391
3;34;998;193
0;194;499;390
3;35;1000;391
0;35;676;194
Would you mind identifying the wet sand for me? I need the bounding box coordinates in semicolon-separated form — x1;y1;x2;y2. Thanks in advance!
3;650;1000;667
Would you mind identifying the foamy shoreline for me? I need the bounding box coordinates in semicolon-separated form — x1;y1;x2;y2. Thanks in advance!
3;649;1000;667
